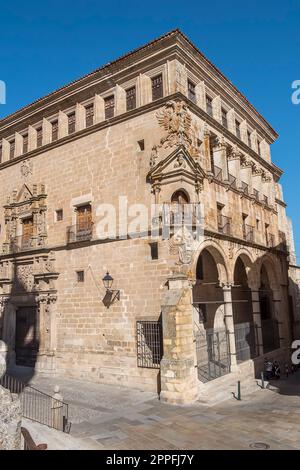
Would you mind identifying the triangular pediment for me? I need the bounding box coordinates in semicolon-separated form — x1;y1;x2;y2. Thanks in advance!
147;145;205;183
16;184;33;203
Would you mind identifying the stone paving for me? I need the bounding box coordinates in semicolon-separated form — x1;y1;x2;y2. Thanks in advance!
18;369;300;450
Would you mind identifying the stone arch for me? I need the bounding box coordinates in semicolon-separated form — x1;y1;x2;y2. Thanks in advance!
255;253;281;289
230;248;257;287
171;188;190;204
191;239;228;285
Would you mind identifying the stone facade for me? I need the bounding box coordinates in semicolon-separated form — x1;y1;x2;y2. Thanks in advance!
0;30;298;402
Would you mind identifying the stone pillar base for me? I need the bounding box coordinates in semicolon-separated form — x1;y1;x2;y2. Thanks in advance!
160;358;199;405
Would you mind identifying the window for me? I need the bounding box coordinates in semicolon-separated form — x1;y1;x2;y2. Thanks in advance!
221;108;228;129
36;127;43;147
9;140;15;160
22;217;34;249
150;242;158;260
76;271;85;283
104;95;115;119
52;120;58;141
206;95;213;117
256;219;260;230
23;134;28;154
0;143;2;163
257;138;262;156
68;112;76;134
126;86;136;111
247;130;252;148
55;209;63;222
136;320;163;368
137;139;145;151
151;74;163;101
235;120;241;139
85;104;94;127
188;80;196;103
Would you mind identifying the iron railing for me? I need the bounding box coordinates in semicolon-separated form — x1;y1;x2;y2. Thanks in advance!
242;224;254;243
0;374;69;433
266;233;275;248
263;195;269;205
217;214;232;236
136;320;163;369
241;181;249;195
228;173;237;189
252;188;260;201
161;203;201;228
67;224;93;243
234;322;258;363
213;165;223;181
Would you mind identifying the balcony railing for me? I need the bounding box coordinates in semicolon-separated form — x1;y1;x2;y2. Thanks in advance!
266;233;275;248
213;165;223;181
242;224;254;243
161;203;201;228
6;236;37;253
263;195;269;205
228;173;237;189
241;181;249;195
67;224;93;243
217;215;231;236
252;189;260;201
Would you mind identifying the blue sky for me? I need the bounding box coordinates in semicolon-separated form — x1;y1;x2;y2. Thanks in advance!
0;1;299;261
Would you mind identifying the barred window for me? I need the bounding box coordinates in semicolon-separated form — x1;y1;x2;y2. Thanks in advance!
36;127;43;148
104;95;115;119
68;113;76;134
22;134;28;154
151;74;163;101
9;140;15;160
247;130;252;148
0;143;2;163
188;80;196;103
85;104;94;127
126;86;136;111
206;95;213;117
136;320;163;369
52;120;58;141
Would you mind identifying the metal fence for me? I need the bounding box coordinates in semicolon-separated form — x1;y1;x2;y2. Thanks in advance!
234;322;258;363
0;374;69;433
195;328;231;382
136;320;163;369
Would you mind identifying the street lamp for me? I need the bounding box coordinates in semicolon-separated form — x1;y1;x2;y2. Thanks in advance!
102;272;120;307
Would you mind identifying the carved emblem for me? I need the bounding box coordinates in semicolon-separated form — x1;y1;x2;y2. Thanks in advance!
16;264;34;292
172;227;194;265
21;159;33;178
173;154;187;169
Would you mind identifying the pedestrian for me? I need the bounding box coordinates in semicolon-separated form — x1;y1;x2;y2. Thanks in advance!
264;357;273;380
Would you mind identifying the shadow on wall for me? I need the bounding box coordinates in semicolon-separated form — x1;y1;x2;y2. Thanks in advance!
0;259;40;388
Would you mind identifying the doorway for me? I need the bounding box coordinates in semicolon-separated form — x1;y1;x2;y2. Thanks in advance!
15;306;39;367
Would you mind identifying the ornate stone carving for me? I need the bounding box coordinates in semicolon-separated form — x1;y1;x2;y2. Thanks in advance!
16;264;34;292
20;159;33;179
172;227;194;265
173;154;187;169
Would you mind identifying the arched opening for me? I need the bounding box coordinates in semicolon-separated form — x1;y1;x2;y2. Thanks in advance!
193;248;230;382
259;264;280;353
171;189;190;204
232;257;257;362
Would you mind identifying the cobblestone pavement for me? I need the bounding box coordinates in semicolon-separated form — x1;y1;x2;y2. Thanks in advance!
20;370;300;450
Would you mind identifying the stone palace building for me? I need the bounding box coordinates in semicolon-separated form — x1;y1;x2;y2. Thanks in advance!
0;30;299;403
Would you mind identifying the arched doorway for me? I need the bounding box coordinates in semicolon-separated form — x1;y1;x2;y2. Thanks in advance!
259;264;280;353
232;257;257;362
193;248;230;382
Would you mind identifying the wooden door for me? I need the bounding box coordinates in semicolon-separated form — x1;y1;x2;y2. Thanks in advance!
15;307;39;367
76;205;92;231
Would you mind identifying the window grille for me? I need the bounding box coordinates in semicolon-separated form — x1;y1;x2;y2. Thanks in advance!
136;320;163;368
235;120;241;139
151;74;163;101
206;95;213;116
126;86;136;111
221;108;228;129
36;127;43;147
10;140;15;160
85;104;94;127
68;113;76;134
23;134;28;154
52;120;58;141
188;80;196;103
104;95;115;119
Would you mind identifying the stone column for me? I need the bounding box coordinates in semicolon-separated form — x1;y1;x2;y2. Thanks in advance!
160;274;198;405
249;285;264;356
203;129;213;174
271;284;285;349
222;284;238;371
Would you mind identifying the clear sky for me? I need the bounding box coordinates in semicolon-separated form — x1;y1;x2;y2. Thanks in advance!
0;1;299;261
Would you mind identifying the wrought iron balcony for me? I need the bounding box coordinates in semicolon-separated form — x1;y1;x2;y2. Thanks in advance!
160;203;201;229
266;233;275;248
67;224;93;243
242;224;254;243
6;236;35;253
213;165;223;181
252;189;260;201
228;173;237;189
241;181;249;196
217;215;232;236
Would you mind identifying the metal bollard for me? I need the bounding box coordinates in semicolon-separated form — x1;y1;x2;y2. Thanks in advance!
261;371;265;389
237;380;241;400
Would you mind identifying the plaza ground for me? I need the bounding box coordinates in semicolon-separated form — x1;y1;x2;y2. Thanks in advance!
18;369;300;450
